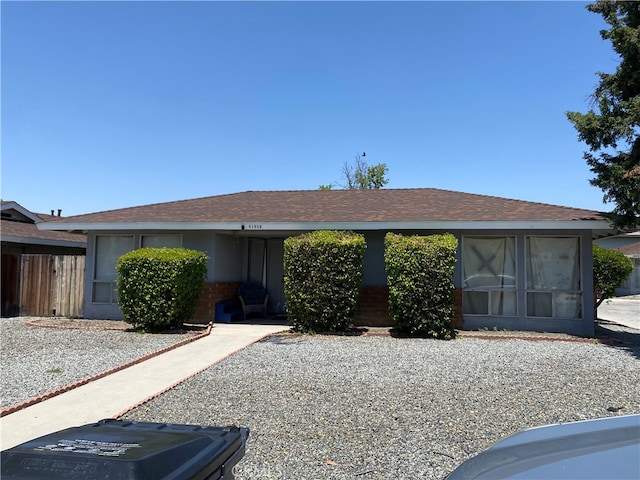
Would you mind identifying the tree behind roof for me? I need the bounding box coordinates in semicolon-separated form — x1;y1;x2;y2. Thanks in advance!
319;153;389;190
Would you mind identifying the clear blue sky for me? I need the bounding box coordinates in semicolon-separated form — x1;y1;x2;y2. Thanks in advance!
1;1;617;216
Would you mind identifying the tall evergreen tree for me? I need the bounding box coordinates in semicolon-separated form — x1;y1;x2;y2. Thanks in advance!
567;1;640;230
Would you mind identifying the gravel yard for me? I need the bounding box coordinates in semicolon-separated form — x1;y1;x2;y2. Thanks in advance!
2;318;638;479
121;333;640;480
0;317;199;409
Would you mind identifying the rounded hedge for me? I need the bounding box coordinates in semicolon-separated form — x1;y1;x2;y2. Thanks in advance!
284;230;366;333
116;247;208;331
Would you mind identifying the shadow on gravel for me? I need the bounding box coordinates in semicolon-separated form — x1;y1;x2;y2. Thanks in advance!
231;315;290;327
595;322;640;360
289;327;370;336
389;331;456;340
139;324;210;335
322;327;369;336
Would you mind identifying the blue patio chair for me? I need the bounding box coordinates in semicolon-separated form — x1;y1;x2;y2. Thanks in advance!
237;282;269;318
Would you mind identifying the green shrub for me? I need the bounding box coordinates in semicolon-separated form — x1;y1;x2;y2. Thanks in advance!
284;230;366;333
384;232;457;339
593;244;633;309
116;248;208;331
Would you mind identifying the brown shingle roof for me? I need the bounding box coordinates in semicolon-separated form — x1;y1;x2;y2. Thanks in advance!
42;189;605;224
1;218;87;245
617;241;640;256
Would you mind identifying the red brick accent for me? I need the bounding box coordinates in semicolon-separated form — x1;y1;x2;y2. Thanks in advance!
354;286;464;329
354;286;392;327
193;282;241;323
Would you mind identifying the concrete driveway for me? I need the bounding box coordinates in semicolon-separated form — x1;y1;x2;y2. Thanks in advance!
597;294;640;330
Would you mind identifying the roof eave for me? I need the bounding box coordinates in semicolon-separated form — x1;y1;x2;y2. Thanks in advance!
1;235;87;248
37;220;614;233
1;202;42;223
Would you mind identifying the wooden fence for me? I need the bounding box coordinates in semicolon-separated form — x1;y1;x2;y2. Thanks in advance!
19;254;85;317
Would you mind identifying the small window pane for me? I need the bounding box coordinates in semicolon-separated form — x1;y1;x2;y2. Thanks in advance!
92;282;113;303
463;291;489;315
491;291;517;316
556;293;582;318
527;292;552;317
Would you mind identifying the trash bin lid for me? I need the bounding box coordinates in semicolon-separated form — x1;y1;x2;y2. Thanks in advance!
1;419;249;480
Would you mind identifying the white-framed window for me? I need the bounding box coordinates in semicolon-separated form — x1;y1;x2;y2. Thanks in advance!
526;236;581;318
140;234;181;248
462;236;517;316
92;235;134;304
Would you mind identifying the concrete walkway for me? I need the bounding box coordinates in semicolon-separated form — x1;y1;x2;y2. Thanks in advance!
0;322;288;451
598;295;640;330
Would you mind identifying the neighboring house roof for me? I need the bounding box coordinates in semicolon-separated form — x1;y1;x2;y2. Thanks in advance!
600;230;640;239
595;230;640;253
1;201;42;223
37;188;614;235
616;241;640;257
1;201;87;248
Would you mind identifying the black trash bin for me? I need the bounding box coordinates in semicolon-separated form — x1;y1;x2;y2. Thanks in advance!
1;419;249;480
